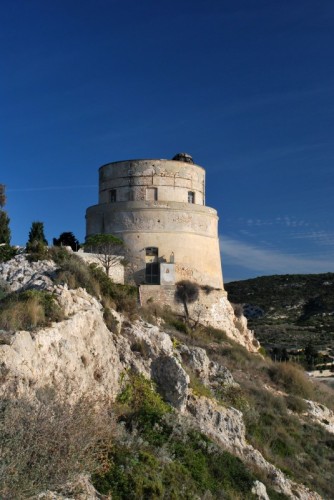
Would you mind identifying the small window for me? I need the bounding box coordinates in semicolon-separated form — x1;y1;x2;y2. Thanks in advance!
146;187;158;201
110;189;117;202
188;191;195;203
146;247;158;257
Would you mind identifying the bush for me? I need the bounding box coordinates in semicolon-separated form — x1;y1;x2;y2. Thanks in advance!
52;251;100;298
186;368;213;399
89;264;138;316
26;240;49;262
0;289;63;331
285;394;308;414
0;396;115;498
0;245;16;263
95;374;257;500
268;362;314;399
117;373;171;435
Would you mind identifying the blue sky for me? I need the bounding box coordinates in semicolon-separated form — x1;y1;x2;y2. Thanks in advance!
1;0;333;281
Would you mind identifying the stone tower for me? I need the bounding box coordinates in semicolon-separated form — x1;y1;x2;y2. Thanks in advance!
86;153;224;289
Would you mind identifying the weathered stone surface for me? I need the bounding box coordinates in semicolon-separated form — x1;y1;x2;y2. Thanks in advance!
140;286;260;352
178;344;235;389
151;355;189;411
251;480;270;500
0;287;122;402
305;399;334;434
0;254;57;292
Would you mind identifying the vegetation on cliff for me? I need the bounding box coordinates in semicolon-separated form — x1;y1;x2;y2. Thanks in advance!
225;273;334;356
1;253;334;499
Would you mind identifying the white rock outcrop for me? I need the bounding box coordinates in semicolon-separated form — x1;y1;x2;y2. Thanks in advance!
0;254;57;292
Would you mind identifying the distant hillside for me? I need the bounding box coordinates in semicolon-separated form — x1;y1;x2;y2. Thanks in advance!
225;273;334;352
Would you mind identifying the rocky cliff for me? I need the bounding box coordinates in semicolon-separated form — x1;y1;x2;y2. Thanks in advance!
1;254;332;499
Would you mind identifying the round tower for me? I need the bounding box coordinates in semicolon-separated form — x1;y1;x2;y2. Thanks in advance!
86;154;224;289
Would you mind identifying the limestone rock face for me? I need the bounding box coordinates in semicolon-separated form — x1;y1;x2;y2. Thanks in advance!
0;287;122;402
306;399;334;434
140;285;260;352
0;254;57;292
178;344;236;389
251;480;270;500
151;355;189;410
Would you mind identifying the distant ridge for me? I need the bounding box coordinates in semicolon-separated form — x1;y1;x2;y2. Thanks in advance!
225;273;334;351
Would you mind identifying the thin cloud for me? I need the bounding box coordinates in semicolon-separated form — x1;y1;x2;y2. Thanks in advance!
220;236;334;275
238;216;309;228
291;230;334;246
7;184;97;193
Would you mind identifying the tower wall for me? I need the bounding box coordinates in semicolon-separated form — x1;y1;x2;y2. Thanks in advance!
86;157;224;289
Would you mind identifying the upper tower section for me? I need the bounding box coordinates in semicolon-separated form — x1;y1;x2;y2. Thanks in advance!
98;154;206;206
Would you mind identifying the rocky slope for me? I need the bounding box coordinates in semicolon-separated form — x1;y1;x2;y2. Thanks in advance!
0;255;332;499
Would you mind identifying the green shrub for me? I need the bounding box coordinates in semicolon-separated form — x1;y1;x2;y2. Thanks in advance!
93;445;198;500
89;264;138;316
186;369;213;399
26;241;49;262
0;245;17;263
167;317;189;333
217;385;249;412
53;253;100;297
0;279;9;301
117;373;171;437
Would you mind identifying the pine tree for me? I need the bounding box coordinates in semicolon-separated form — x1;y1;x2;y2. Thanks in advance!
27;222;48;246
0;210;11;245
53;232;80;251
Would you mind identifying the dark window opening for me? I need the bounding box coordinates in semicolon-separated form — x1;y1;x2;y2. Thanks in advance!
188;191;195;203
146;247;158;257
145;263;160;284
110;189;117;202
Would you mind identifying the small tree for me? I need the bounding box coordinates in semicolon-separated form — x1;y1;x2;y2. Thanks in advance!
0;211;11;245
175;280;199;323
304;340;318;369
53;232;80;251
27;222;48;246
0;184;6;209
84;234;124;275
26;222;48;259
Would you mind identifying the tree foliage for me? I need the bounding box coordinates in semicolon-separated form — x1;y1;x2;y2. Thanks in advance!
83;233;124;275
0;211;11;245
175;280;199;322
0;184;6;209
53;232;80;251
27;222;48;247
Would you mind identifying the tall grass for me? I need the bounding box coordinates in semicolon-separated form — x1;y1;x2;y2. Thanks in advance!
0;290;64;331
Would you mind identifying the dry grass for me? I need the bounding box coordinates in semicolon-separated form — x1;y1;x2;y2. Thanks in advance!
0;395;116;499
268;362;315;399
0;290;64;331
